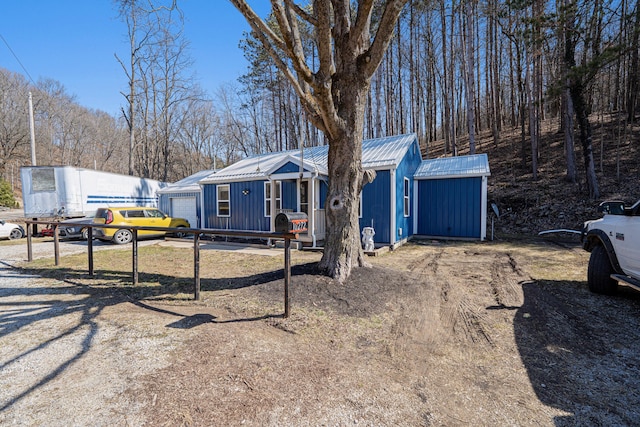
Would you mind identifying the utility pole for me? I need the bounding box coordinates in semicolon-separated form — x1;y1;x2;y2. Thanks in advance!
28;92;36;166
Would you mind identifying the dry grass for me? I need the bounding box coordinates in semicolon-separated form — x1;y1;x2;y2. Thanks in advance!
5;238;640;425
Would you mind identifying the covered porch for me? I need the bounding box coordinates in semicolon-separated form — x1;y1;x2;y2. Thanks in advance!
266;170;327;248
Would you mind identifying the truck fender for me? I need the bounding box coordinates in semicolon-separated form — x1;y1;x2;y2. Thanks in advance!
584;229;623;274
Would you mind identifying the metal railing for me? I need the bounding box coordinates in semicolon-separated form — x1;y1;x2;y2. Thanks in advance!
24;220;300;317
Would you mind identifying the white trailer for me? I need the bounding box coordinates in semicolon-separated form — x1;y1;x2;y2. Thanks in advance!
20;166;167;218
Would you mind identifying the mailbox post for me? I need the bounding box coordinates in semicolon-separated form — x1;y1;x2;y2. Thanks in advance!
274;212;307;318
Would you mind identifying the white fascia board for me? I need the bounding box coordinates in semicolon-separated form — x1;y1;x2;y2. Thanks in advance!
363;162;397;171
413;172;491;180
269;171;321;180
199;175;268;185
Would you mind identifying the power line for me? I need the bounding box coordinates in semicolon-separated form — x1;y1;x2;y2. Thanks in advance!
0;33;37;86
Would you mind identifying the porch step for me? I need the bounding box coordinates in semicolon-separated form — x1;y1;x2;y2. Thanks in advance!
274;240;304;250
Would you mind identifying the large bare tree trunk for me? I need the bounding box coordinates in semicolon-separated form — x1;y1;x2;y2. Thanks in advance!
563;87;577;183
627;0;640;122
440;0;451;155
571;84;600;199
231;0;408;282
526;60;539;180
115;0;140;176
563;0;600;199
320;85;370;279
463;0;476;154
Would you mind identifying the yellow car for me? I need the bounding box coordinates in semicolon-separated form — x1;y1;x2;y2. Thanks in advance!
92;207;190;244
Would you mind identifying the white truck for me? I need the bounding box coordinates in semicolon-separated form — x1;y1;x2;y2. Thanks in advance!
582;199;640;294
20;166;167;219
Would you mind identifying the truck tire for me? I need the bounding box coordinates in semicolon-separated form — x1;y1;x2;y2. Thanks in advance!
113;229;133;245
587;245;618;295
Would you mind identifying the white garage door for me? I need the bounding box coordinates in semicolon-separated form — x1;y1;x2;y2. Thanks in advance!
171;197;198;228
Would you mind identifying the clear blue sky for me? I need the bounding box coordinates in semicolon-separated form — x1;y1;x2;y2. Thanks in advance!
0;1;270;116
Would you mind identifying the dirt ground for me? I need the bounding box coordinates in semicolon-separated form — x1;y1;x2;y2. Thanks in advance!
1;237;640;426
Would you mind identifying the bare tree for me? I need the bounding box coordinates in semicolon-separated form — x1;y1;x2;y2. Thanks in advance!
231;0;408;281
116;0;149;175
0;69;31;175
462;0;476;154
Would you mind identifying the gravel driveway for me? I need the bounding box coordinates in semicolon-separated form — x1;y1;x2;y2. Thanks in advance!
0;239;192;426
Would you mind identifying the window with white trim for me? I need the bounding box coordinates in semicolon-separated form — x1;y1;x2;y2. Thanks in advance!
264;181;281;217
217;184;230;217
403;177;410;217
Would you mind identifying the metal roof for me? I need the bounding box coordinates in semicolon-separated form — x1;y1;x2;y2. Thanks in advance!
157;169;215;193
362;133;418;169
414;154;491;179
199;133;418;184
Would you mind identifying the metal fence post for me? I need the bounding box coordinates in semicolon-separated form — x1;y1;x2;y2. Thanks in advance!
87;227;94;277
284;237;291;318
27;223;33;262
53;224;60;266
132;229;138;285
194;232;200;301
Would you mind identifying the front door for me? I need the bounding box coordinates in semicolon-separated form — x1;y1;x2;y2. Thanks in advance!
300;180;309;215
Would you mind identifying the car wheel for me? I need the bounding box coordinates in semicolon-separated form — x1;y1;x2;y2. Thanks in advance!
174;226;187;238
82;228;90;240
587;245;618;295
113;229;133;245
8;228;23;240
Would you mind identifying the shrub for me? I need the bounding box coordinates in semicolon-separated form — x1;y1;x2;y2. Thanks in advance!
0;179;16;208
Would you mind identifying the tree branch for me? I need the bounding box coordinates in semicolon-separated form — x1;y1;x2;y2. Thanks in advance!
229;0;326;133
284;0;316;26
271;0;314;84
229;0;287;52
350;0;374;54
313;0;335;80
360;0;408;78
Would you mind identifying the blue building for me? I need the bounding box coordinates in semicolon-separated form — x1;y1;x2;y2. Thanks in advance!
413;154;491;240
197;134;421;248
159;134;490;248
157;169;214;229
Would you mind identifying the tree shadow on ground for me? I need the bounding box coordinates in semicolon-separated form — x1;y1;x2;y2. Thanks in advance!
0;261;322;413
514;279;640;426
0;264;124;412
19;261;322;296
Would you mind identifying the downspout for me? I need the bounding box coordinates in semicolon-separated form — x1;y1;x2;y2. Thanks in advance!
390;169;396;247
481;175;488;241
296;176;301;212
199;183;204;229
269;176;275;231
413;178;418;235
310;170;317;247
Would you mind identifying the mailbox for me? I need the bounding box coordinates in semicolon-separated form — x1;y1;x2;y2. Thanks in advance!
275;212;308;233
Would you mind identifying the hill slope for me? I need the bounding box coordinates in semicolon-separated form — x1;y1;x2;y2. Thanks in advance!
422;113;640;236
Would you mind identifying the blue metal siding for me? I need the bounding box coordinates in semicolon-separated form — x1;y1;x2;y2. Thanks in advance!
319;180;328;208
159;192;201;227
282;180;297;210
359;170;391;243
394;140;423;241
417;177;482;238
158;194;171;215
202;181;270;231
273;162;308;174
